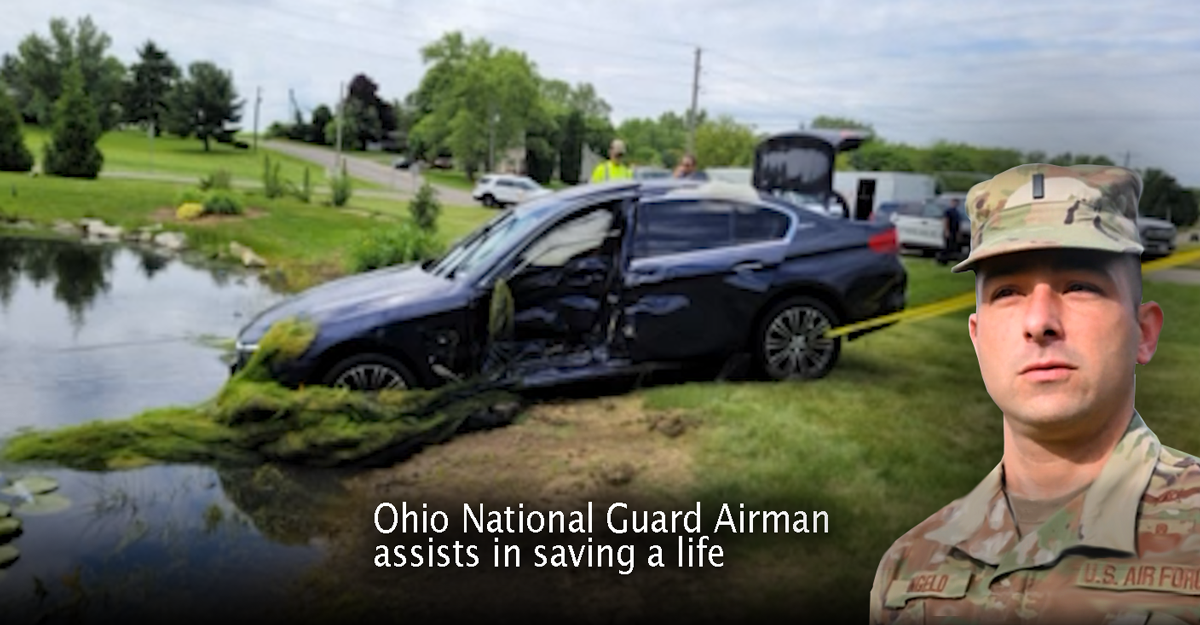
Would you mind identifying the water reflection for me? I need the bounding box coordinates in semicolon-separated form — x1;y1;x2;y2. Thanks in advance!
0;235;285;433
0;464;339;623
0;238;116;330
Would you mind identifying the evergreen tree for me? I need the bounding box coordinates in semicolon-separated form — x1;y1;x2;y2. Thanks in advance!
43;63;104;178
0;84;34;172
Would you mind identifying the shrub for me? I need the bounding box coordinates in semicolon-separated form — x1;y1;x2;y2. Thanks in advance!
200;169;233;191
262;154;285;199
329;161;352;207
43;62;104;179
286;167;312;204
203;191;244;216
350;222;444;273
408;180;441;232
176;187;206;206
177;203;205;221
0;87;33;173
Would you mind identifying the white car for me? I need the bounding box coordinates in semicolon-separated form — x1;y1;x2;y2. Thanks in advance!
472;174;551;208
891;199;969;254
1138;216;1177;258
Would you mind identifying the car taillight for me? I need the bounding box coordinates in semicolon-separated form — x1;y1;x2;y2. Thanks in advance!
869;228;898;254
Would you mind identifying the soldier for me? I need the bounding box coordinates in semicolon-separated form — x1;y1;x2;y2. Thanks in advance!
870;164;1200;625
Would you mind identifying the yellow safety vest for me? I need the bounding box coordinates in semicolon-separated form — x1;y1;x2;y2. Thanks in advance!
590;160;633;183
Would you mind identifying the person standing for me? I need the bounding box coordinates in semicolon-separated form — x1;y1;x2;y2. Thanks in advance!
937;197;964;265
870;164;1200;624
590;139;633;183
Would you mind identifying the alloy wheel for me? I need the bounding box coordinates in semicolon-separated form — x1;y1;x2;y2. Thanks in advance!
332;363;409;391
763;305;836;380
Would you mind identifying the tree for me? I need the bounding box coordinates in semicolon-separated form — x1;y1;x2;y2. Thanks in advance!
409;33;542;178
165;61;244;151
810;115;874;133
309;105;333;145
559;109;585;184
43;62;104;178
1140;168;1199;228
0;16;125;129
123;40;179;133
0;85;34;172
693;115;757;168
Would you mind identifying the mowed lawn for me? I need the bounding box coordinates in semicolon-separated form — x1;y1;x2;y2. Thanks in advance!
0;171;494;288
21;128;386;190
635;256;1200;617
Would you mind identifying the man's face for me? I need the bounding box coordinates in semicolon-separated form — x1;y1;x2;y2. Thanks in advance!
968;249;1163;437
680;157;695;173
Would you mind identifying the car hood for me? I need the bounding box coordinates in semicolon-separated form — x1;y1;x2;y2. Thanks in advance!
237;262;451;344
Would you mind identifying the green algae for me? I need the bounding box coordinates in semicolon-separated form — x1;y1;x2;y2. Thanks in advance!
1;317;524;471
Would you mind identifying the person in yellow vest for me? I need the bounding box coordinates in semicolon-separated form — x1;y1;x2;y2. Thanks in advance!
590;139;633;183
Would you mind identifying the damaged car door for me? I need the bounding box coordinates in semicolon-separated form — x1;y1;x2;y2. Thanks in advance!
619;197;790;363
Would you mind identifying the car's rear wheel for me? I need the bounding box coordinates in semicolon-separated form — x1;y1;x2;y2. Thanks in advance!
755;296;841;381
481;194;497;208
321;353;415;391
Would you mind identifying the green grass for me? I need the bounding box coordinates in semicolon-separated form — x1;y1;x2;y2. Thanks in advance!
0;172;492;290
21;127;389;190
632;263;1200;618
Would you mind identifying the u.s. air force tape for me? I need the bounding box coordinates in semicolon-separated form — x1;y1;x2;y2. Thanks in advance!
823;245;1200;339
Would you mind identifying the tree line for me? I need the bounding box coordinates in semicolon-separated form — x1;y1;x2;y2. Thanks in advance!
0;16;245;178
0;16;1195;227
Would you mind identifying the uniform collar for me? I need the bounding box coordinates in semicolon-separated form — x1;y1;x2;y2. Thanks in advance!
924;410;1160;576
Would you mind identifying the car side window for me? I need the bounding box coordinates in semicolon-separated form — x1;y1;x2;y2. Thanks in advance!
733;203;791;244
896;202;923;217
632;200;734;259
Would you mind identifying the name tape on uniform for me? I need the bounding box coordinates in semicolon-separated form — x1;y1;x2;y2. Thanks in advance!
824;246;1200;340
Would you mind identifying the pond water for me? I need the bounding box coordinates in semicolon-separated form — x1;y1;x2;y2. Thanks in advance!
0;235;341;622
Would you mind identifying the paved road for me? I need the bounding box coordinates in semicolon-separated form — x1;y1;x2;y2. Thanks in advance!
262;140;477;206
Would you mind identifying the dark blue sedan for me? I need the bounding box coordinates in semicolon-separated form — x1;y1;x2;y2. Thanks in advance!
233;131;907;391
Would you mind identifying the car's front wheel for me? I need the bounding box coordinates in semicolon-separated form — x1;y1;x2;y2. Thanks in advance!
481;194;497;208
321;353;415;391
755;296;842;381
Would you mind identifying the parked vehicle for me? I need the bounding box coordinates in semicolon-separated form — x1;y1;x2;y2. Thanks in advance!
233;131;907;392
392;156;413;169
1138;216;1177;258
890;199;969;255
472;174;552;208
832;171;937;221
633;166;672;180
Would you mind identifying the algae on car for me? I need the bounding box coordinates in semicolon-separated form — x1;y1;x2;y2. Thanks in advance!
1;317;525;471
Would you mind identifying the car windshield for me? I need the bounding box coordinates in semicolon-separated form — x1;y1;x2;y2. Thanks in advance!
426;209;543;280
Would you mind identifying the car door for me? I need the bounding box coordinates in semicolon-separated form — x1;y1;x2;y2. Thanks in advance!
619;198;790;363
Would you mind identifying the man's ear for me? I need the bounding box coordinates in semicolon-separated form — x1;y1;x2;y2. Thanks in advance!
1136;301;1165;365
968;312;980;356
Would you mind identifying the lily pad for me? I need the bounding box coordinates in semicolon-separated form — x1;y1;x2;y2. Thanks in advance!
15;493;71;516
0;475;58;497
0;517;19;539
0;544;18;567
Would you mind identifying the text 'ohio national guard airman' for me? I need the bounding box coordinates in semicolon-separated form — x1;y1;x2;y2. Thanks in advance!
870;164;1200;625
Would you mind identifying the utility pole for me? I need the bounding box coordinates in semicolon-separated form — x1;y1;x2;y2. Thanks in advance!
148;121;155;173
253;86;262;152
335;81;345;172
1123;150;1132;168
687;47;701;156
488;103;497;173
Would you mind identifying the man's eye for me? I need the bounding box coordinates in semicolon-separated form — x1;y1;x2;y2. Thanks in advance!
1066;283;1100;293
992;287;1017;300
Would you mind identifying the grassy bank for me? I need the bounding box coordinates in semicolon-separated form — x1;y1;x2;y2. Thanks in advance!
0;172;495;290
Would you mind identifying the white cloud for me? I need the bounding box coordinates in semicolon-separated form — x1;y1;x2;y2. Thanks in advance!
3;0;1198;183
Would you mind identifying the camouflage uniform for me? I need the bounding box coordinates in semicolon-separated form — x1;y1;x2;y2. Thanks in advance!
870;165;1200;624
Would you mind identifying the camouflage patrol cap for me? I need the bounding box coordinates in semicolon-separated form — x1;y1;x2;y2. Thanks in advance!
952;163;1144;273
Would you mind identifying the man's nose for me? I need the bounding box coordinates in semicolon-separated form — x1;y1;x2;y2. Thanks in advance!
1023;283;1064;343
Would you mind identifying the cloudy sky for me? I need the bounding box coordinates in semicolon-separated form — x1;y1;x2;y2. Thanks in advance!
5;0;1200;183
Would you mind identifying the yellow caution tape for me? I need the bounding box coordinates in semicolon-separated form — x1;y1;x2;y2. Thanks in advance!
825;246;1200;339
